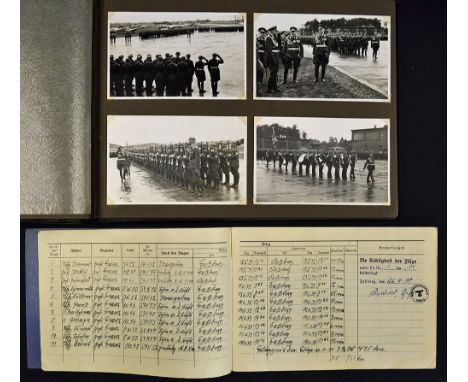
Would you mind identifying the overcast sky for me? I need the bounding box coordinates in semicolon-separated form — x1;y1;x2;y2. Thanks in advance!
109;12;243;24
255;117;389;141
254;13;390;31
108;116;246;146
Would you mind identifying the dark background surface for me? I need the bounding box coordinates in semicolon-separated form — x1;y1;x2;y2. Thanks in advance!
21;0;447;381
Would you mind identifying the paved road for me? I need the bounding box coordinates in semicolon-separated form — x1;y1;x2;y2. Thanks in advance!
108;158;245;204
255;160;389;204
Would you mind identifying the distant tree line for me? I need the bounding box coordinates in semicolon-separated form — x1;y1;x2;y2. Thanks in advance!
304;17;383;32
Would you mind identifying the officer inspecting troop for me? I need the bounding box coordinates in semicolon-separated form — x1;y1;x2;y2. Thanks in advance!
256;24;382;93
116;141;241;196
110;51;224;97
261;150;378;183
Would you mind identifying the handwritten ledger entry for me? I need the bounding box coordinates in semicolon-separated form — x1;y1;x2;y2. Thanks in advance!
38;227;437;378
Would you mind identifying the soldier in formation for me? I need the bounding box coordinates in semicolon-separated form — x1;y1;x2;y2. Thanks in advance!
109;52;223;97
123;142;241;196
263;150;365;182
256;25;383;92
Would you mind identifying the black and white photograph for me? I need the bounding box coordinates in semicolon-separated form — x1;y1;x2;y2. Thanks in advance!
108;12;246;99
255;117;390;205
107;116;247;205
255;13;391;101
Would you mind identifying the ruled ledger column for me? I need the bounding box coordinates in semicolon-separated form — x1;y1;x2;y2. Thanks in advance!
60;244;93;361
138;244;158;363
42;243;64;360
121;244;141;361
91;243;123;362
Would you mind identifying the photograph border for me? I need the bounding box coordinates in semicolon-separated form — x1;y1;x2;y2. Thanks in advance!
106;11;248;101
106;115;248;206
253;116;391;206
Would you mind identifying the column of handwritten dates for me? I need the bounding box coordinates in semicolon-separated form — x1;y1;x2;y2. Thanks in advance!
236;241;359;363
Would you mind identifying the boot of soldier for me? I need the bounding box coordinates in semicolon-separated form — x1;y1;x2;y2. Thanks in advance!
281;70;288;85
293;69;298;83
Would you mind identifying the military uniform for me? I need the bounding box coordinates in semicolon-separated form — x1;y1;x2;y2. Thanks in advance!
256;28;267;69
154;57;167;96
350;153;356;180
143;55;154;96
341;153;349;180
363;155;376;183
208;54;224;96
133;55;144;96
371;36;380;59
229;150;240;188
207;152;219;189
282;27;304;84
265;26;281;93
313;33;330;82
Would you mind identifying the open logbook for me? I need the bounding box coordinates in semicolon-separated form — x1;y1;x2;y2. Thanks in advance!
37;227;437;378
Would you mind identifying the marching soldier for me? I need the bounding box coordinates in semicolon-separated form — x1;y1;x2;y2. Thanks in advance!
312;27;330;83
265;26;281;94
363;153;376;183
371;34;380;60
282;26;304;84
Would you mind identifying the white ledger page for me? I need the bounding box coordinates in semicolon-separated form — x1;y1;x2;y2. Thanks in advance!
232;227;437;371
38;228;232;378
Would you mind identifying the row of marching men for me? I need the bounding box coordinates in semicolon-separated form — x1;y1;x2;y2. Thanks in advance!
124;143;240;194
263;150;377;183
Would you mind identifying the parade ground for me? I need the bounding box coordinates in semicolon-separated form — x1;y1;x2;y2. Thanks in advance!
259;40;389;100
109;30;245;98
107;157;246;204
255;159;389;204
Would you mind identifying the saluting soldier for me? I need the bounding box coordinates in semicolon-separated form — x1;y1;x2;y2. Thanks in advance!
207;53;224;97
265;26;281;94
282;26;304;84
